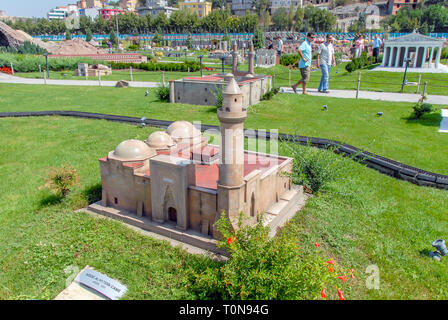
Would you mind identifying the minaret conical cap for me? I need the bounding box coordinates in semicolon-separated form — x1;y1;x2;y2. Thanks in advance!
223;77;241;95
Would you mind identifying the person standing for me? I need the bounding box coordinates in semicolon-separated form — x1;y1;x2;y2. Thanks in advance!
276;36;283;64
317;34;336;93
355;35;364;58
372;34;382;63
292;32;315;95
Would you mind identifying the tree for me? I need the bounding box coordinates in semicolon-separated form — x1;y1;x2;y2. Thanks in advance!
86;28;93;42
253;28;265;49
152;31;163;46
186;33;193;49
272;7;289;31
294;7;305;31
109;29;118;45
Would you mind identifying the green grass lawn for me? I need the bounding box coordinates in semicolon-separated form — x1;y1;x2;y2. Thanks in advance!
0;116;447;299
260;63;448;96
14;61;448;95
1;83;447;175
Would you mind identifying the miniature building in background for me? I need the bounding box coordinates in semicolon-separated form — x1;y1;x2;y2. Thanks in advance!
91;75;303;246
75;63;112;77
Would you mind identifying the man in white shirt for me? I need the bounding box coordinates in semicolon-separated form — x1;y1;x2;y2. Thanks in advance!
317;34;336;93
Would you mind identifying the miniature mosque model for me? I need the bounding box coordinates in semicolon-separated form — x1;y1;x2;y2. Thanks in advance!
89;75;304;246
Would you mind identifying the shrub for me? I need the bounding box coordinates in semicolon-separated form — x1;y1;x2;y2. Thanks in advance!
261;87;279;101
212;86;223;108
281;141;346;194
189;212;337;300
412;95;433;119
43;165;80;198
280;54;300;67
128;44;139;51
155;83;170;102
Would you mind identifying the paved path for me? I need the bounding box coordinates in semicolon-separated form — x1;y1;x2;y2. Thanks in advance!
280;87;448;105
1;73;447;104
0;73;158;88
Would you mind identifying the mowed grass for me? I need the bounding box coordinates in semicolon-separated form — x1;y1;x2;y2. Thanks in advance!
15;61;448;95
1;83;447;175
261;63;448;96
1;116;448;299
0;117;219;300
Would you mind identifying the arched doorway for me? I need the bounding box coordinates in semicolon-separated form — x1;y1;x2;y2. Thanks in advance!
168;207;177;223
250;193;255;217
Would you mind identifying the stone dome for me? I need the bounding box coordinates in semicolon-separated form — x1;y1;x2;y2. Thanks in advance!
166;121;201;143
145;131;174;150
110;139;156;161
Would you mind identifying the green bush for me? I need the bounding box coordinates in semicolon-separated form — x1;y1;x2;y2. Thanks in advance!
281;141;346;194
109;60;200;72
345;52;377;73
261;87;279;101
412;95;433;119
128;44;139;51
212;86;223;108
43;165;80;198
280;54;300;67
155;83;170;102
189;212;337;300
0;53;107;72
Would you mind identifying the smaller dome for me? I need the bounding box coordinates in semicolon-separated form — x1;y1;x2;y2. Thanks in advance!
166;121;201;142
145;131;174;150
111;139;156;161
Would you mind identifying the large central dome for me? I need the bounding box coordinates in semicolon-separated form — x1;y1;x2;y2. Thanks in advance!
110;139;156;161
166;120;202;144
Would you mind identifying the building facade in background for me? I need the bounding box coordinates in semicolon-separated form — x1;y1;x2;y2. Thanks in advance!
47;6;69;20
231;0;254;16
269;0;303;13
137;0;178;18
387;0;421;15
178;0;212;17
99;7;127;20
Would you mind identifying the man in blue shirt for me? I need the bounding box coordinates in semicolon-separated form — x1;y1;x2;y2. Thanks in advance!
372;34;382;64
292;32;315;95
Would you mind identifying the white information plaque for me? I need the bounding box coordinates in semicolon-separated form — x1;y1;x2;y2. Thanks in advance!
76;268;127;300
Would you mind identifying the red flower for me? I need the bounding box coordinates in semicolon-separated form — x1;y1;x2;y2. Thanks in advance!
350;268;355;273
320;288;327;299
314;242;319;248
337;289;345;300
326;259;335;265
326;265;334;273
350;273;355;279
338;276;347;282
227;237;234;245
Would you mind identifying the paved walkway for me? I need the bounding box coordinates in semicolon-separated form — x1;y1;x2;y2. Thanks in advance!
280;87;448;105
0;73;158;88
1;73;447;104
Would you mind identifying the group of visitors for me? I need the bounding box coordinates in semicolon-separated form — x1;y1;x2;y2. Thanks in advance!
290;32;335;95
353;33;382;63
268;32;383;95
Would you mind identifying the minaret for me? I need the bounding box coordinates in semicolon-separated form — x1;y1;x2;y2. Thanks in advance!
248;41;255;76
217;75;247;228
231;41;238;75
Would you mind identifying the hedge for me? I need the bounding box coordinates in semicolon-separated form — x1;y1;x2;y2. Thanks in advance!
0;53;107;73
345;52;378;73
109;60;200;72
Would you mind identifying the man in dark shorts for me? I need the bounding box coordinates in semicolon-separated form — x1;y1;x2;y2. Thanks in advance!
292;32;315;95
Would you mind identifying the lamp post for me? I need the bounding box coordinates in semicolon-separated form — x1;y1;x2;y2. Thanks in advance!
401;57;412;93
43;52;49;79
198;55;203;77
